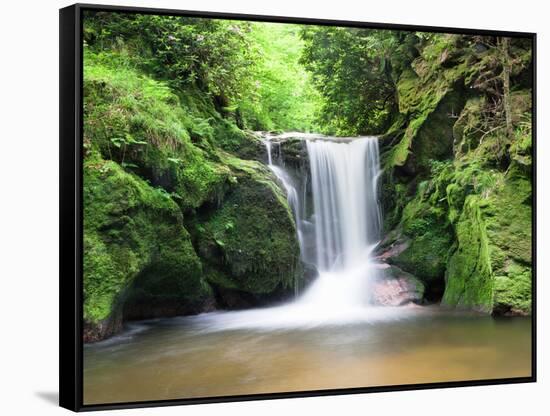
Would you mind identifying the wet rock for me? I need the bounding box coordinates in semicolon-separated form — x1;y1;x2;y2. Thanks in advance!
370;263;425;306
83;311;122;343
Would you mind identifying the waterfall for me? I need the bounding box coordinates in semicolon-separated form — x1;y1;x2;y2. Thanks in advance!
196;134;404;331
307;138;382;271
263;135;383;310
298;137;382;309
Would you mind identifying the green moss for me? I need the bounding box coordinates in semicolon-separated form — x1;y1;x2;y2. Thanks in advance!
83;232;127;323
83;50;240;211
442;195;494;312
485;171;531;264
212;120;263;160
384;51;469;171
381;179;408;232
453;97;483;156
509;108;532;169
382;38;532;314
484;169;532;314
493;265;531;314
83;156;210;324
82;48;304;334
196;162;301;295
392;198;453;283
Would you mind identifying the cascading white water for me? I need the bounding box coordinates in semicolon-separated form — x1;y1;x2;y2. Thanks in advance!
192;135;408;331
298;137;382;309
308;138;381;271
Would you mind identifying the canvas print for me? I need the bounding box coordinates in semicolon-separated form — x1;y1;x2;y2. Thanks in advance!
81;10;533;405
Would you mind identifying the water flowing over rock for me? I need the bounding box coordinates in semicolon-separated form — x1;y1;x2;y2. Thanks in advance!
209;132;426;331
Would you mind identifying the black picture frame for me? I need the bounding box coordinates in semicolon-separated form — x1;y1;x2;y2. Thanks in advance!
60;3;537;412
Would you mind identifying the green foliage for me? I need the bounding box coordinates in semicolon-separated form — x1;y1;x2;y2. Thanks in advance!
300;27;416;135
238;23;322;131
84;12;320;133
84;50;232;210
84;11;256;103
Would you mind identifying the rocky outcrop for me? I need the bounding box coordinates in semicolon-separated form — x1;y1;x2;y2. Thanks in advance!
380;35;533;315
443;168;532;314
83;157;213;342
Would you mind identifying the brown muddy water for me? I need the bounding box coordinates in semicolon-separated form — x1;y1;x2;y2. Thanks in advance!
83;307;531;405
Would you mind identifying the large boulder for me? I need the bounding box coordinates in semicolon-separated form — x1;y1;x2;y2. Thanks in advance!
83;156;213;342
193;158;302;307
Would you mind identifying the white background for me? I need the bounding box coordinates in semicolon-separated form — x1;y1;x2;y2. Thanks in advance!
0;0;547;414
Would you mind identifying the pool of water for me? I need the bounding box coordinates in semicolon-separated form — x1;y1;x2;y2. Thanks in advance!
83;306;532;404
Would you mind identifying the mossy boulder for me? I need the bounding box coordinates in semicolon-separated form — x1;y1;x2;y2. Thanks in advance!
383;53;468;173
82;51;307;339
212;120;265;161
441;166;532;315
485;168;532;315
383;197;453;300
442;195;494;312
83;156;213;341
194;158;301;304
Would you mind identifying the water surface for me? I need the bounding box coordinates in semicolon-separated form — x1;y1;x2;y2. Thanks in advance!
83;307;531;404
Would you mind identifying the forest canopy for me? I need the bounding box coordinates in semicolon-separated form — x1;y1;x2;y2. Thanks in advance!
83;12;422;135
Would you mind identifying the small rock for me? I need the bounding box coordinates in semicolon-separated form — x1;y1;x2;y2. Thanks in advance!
370;264;425;306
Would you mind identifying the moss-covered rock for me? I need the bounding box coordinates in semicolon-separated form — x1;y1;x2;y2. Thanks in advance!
442;195;494;312
82;50;308;340
194;157;301;302
212;120;265;161
485;168;532;315
382;193;453;302
383;51;469;173
441;170;531;315
83;155;213;341
381;36;532;314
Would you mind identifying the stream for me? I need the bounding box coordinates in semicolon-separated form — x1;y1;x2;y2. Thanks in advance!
84;310;531;404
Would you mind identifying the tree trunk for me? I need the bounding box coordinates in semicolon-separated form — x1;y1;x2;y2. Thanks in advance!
500;37;514;141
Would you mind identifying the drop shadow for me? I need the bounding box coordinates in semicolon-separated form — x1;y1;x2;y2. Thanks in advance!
35;391;58;406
